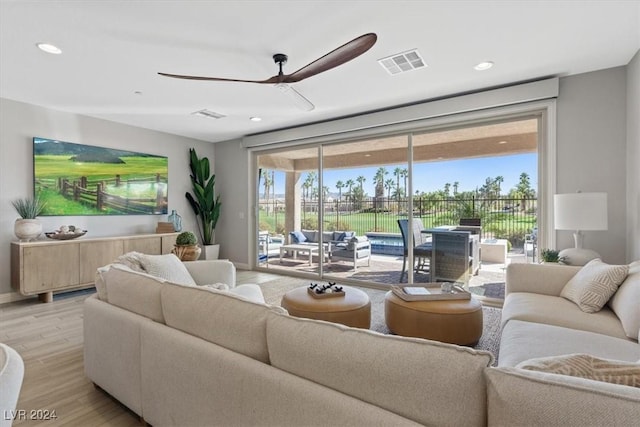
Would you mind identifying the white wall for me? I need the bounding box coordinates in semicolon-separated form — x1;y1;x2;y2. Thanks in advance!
0;98;214;298
556;67;628;264
627;50;640;262
213;138;250;267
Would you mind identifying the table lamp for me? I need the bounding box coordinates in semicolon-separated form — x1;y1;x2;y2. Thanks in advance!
554;192;608;266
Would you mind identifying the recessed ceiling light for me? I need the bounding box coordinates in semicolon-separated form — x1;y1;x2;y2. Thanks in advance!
250;117;262;122
364;154;371;157
474;61;494;71
191;109;226;119
498;140;508;144
36;43;62;55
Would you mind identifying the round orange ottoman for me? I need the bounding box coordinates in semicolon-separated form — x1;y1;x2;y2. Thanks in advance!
384;291;483;345
281;286;371;329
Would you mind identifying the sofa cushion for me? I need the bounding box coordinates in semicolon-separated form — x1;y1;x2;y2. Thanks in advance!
608;261;640;339
516;353;640;388
560;259;629;313
301;230;317;242
486;367;640;427
104;264;166;323
94;265;110;301
266;311;493;427
332;231;346;241
161;283;285;364
138;253;196;286
498;320;640;367
502;292;628;339
290;230;307;243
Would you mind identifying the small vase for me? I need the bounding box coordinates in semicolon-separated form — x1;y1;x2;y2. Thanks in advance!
168;210;182;232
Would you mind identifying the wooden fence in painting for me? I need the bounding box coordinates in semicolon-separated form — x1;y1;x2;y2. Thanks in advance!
36;174;167;214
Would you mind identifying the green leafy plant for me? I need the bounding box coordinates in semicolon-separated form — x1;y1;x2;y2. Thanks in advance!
11;196;46;219
541;248;564;263
175;231;197;246
185;148;221;246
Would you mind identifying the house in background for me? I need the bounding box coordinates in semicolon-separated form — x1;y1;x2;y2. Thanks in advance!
0;1;639;302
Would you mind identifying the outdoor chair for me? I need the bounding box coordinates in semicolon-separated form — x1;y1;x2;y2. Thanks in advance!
524;227;538;263
397;219;433;282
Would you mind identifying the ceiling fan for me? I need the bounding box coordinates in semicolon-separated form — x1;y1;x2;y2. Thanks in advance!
158;33;377;111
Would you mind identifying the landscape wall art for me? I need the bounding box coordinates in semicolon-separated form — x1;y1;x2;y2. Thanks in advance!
33;137;168;216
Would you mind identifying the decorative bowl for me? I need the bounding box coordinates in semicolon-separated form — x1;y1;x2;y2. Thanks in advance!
45;230;88;240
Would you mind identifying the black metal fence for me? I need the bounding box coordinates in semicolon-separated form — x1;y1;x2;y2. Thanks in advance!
259;196;537;248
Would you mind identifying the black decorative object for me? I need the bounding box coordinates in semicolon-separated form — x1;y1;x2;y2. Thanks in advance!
307;282;346;299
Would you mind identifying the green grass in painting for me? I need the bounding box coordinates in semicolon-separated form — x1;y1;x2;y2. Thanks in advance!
34;155;168;215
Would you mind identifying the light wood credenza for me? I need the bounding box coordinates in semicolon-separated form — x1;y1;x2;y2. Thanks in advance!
11;232;178;303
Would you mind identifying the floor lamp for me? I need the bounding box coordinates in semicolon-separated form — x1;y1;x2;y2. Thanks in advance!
554;192;608;266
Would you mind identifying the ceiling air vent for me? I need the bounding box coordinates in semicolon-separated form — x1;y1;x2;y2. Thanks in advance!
191;109;226;119
378;49;426;75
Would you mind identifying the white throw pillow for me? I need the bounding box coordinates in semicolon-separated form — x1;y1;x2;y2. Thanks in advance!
560;259;629;313
517;353;640;388
608;261;640;339
138;253;196;286
114;251;146;272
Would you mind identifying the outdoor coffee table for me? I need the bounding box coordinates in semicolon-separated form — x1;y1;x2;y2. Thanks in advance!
279;243;329;266
384;291;483;345
281;285;371;328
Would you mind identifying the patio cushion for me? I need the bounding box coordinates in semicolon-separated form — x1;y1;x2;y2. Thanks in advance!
302;230;317;242
290;231;307;243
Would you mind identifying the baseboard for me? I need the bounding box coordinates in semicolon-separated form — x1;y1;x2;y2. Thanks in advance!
0;291;36;305
233;262;250;270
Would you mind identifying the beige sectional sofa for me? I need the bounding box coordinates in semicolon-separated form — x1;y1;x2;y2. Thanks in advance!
84;255;640;426
489;262;640;426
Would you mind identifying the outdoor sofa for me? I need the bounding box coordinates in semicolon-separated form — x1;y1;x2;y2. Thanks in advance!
288;229;371;269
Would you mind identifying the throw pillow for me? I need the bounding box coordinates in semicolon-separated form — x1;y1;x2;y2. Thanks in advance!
560;258;629;313
517;353;640;388
608;260;640;339
290;230;307;243
114;251;146;272
138;253;196;286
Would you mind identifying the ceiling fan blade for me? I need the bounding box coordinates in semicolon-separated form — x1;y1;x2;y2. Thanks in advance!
158;72;279;84
282;33;377;83
274;83;315;111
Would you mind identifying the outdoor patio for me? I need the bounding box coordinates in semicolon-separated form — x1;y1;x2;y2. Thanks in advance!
263;248;530;301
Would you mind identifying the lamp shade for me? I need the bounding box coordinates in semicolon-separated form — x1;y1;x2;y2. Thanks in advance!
554;192;608;231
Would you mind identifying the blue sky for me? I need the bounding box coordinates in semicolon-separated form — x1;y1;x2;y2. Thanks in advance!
266;153;537;196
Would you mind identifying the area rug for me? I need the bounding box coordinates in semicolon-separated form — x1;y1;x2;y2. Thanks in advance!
257;276;501;365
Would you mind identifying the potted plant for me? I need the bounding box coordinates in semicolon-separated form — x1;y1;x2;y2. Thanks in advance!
11;196;46;241
171;231;201;261
185;148;221;259
540;248;565;264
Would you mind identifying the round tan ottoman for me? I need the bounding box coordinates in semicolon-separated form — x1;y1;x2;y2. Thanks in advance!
384;291;483;345
281;286;371;329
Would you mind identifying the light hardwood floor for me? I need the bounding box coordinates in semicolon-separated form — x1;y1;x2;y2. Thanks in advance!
0;270;279;427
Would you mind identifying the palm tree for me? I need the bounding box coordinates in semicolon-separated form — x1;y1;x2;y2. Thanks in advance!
401;168;408;201
453;181;459;195
385;178;395;211
374;167;387;210
335;180;344;201
443;182;451;197
356;175;366;194
393;167;402;204
516;172;535;212
262;169;272;212
345;179;355;202
495;176;504;196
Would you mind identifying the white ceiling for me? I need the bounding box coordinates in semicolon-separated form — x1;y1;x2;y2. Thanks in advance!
1;1;639;144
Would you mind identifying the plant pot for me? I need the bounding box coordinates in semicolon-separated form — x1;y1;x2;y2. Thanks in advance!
172;244;201;261
14;219;42;241
202;244;220;260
